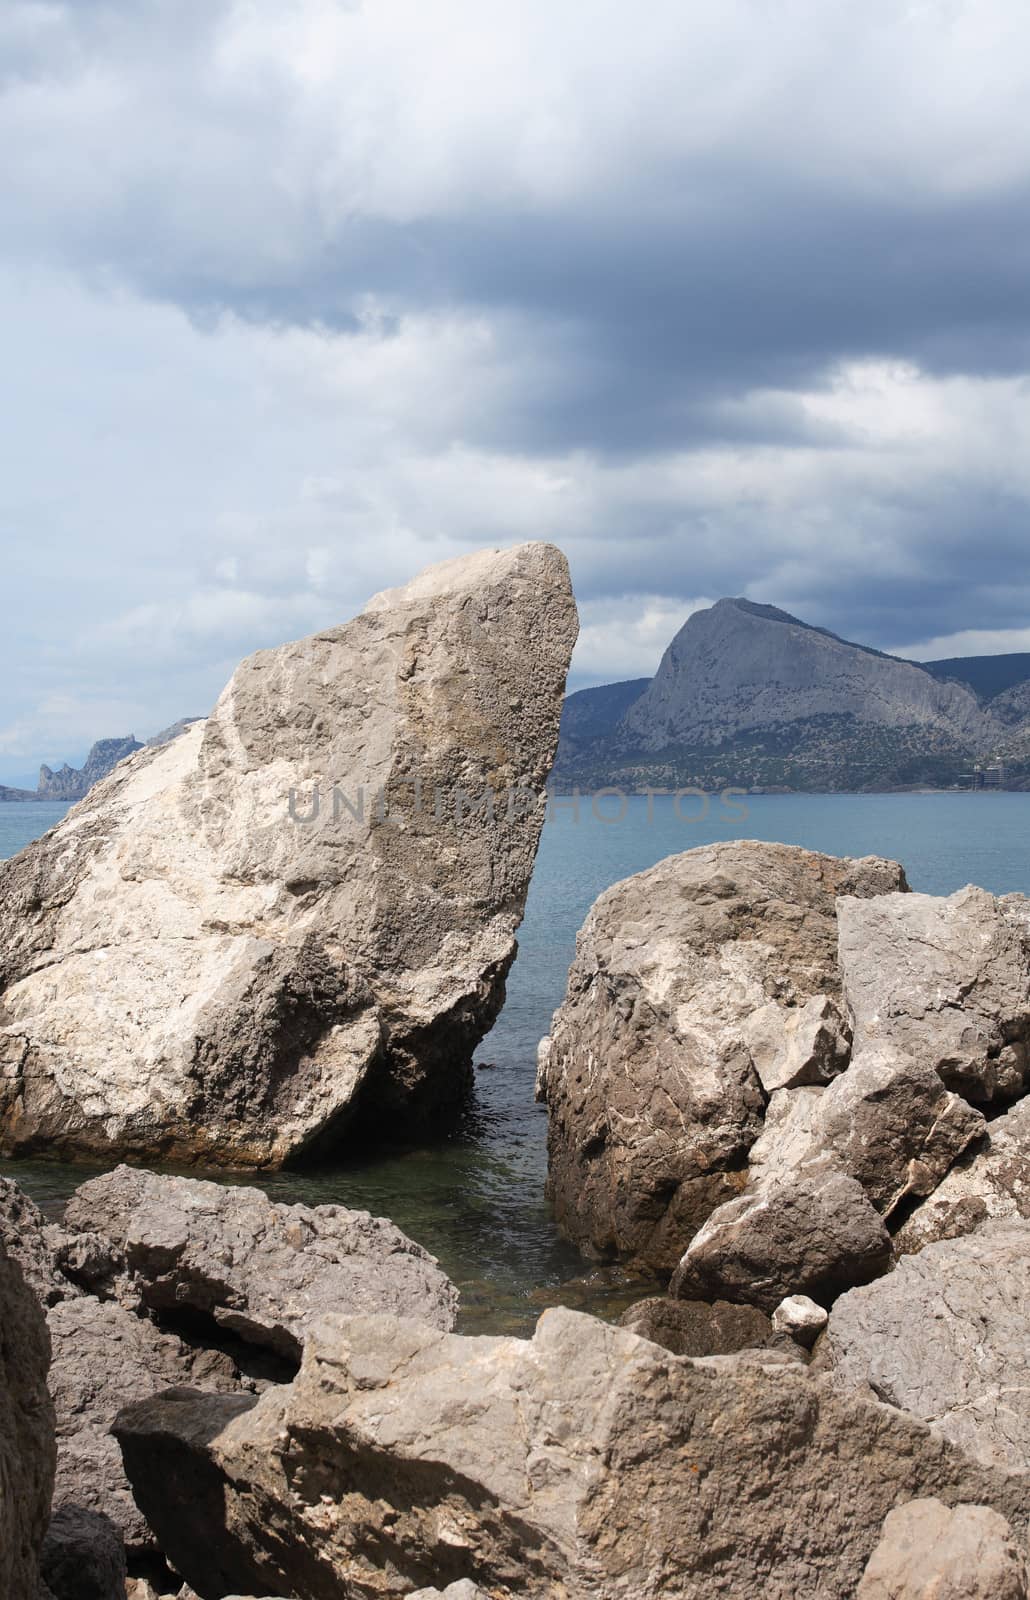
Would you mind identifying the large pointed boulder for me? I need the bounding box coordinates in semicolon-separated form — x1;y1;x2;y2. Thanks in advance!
0;543;576;1165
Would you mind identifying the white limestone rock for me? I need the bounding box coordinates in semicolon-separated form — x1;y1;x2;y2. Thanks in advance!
771;1294;828;1349
857;1499;1029;1600
113;1307;1030;1599
837;884;1030;1106
537;841;906;1271
0;542;576;1165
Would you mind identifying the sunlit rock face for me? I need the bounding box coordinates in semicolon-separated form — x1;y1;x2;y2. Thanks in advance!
0;542;577;1166
537;839;907;1272
113;1307;1030;1600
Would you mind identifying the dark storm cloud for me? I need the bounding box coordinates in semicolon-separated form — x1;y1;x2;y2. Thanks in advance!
3;0;1030;772
7;1;1030;458
50;172;1030;458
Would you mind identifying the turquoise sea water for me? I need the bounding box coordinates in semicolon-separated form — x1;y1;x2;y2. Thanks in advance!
2;792;1028;1331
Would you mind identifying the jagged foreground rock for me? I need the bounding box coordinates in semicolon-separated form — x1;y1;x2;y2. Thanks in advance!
894;1094;1030;1254
2;1166;253;1556
537;841;907;1271
1;1168;458;1556
63;1166;459;1358
673;1044;984;1309
0;542;576;1165
822;1220;1030;1473
540;838;1030;1311
837;884;1030;1105
857;1499;1029;1600
114;1308;1030;1600
0;1235;55;1597
674;878;1030;1308
48;1294;246;1553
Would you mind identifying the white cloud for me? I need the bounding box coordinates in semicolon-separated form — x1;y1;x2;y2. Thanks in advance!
896;627;1030;660
6;0;1030;280
571;596;714;686
3;4;1030;776
4;259;1030;776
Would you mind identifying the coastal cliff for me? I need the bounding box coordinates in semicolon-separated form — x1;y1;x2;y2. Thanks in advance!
37;737;144;801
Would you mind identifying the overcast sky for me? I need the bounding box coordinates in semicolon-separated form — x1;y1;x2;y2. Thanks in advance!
3;0;1030;782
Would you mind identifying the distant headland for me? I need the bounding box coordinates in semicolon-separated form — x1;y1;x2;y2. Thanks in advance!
554;599;1030;793
0;720;199;803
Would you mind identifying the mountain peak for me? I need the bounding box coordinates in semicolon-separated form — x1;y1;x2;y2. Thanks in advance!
618;596;983;755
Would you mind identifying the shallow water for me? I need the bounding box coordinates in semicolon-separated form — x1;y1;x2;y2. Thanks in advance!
2;791;1029;1332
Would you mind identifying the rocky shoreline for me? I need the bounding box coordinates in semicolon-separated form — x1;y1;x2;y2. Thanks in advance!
5;1130;1030;1597
8;844;1030;1593
3;546;1030;1596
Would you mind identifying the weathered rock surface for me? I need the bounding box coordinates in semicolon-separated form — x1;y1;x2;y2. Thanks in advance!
672;1161;892;1311
41;1504;127;1600
537;841;907;1270
894;1093;1030;1256
672;1045;983;1308
796;1047;985;1218
1;1172;67;1305
48;1293;242;1551
750;1047;984;1213
0;1237;56;1599
824;1221;1030;1471
857;1499;1029;1600
618;1294;772;1356
64;1166;459;1357
838;885;1030;1105
741;993;850;1093
0;542;576;1165
113;1307;1030;1600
